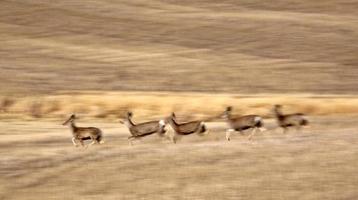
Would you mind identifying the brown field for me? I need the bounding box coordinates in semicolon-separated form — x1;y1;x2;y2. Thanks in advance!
1;0;358;95
0;116;358;200
1;0;358;199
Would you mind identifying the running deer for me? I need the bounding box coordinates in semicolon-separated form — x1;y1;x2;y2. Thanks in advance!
273;104;309;133
62;114;104;147
221;106;265;141
120;112;167;145
166;112;208;143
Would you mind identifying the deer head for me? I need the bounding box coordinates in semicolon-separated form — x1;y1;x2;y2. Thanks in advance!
63;114;76;126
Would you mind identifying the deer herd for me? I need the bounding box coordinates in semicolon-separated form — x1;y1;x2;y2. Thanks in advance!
63;105;309;147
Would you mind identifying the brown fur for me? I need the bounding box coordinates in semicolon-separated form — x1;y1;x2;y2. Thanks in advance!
222;106;264;141
167;112;207;143
273;105;309;133
63;114;104;147
120;112;167;145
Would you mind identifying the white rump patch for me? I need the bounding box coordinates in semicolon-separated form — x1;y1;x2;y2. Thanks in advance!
254;116;262;122
159;119;166;126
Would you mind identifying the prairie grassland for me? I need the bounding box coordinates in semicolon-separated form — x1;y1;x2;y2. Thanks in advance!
0;0;358;95
0;116;357;200
1;0;358;199
2;92;358;120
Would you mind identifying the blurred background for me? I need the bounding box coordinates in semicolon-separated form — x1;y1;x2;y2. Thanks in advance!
1;0;358;119
1;0;358;94
1;1;358;199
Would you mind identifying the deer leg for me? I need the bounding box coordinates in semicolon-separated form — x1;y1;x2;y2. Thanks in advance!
296;125;302;133
88;139;96;147
79;140;87;148
72;137;79;147
226;129;234;141
172;132;182;144
204;129;210;135
158;129;172;143
160;130;172;142
257;128;266;137
248;127;257;140
238;130;245;135
95;135;102;144
199;123;209;136
163;129;174;142
166;132;173;142
282;127;288;134
128;136;135;146
172;135;177;144
166;131;172;141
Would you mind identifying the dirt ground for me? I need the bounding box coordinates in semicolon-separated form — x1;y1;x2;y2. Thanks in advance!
0;115;357;200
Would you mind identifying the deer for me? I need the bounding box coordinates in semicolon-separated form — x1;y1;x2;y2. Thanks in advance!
273;104;309;133
221;106;265;141
62;114;104;148
119;112;167;145
166;112;208;143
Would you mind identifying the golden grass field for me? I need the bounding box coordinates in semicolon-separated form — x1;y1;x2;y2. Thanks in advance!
0;116;358;200
0;0;358;95
3;92;358;120
1;0;358;199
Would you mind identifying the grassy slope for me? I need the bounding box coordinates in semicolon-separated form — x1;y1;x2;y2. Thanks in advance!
0;0;358;95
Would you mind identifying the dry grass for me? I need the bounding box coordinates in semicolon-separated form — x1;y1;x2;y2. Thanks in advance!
2;92;358;120
0;0;358;95
0;116;357;200
1;1;358;199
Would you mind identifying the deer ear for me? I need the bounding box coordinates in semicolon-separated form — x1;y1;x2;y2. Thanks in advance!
226;106;232;111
